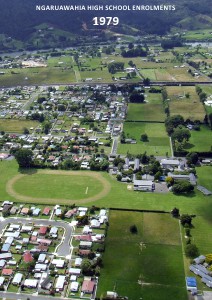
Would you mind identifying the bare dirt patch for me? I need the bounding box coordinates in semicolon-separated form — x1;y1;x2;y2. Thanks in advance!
6;170;111;204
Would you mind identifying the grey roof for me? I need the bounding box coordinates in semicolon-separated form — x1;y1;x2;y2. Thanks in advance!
197;185;212;196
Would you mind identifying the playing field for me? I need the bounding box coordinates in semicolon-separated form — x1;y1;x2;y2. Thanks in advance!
2;160;212;215
118;122;171;156
97;210;187;300
7;170;110;203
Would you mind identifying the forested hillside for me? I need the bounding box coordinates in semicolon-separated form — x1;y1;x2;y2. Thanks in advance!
0;0;211;49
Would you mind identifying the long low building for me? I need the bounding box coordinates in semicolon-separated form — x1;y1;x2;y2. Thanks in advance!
133;180;154;191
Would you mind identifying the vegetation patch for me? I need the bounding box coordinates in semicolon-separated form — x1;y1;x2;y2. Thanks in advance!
118;122;170;156
97;210;187;300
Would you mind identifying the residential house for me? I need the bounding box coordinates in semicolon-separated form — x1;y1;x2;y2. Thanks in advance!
42;207;51;216
55;275;66;291
2;268;13;276
70;281;79;292
81;280;95;294
38;226;48;236
24;279;38;288
20;207;29;215
12;273;23;285
23;251;33;263
0;276;5;287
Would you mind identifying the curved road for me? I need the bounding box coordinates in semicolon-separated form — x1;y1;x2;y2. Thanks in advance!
0;217;73;257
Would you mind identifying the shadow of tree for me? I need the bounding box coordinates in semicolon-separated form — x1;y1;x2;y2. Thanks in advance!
183;143;195;150
18;168;38;175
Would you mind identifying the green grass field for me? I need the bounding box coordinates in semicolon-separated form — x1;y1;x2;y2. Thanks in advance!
127;103;165;122
0;67;76;87
0;119;39;133
118;122;170;156
12;173;104;200
167;86;206;121
97;210;187;300
183;125;212;152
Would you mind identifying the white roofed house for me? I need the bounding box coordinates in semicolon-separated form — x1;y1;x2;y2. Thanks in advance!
12;273;23;285
70;281;79;292
24;279;38;288
0;277;5;287
55;275;66;291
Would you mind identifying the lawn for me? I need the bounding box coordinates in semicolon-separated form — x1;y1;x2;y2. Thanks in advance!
166;86;206;121
183;125;212;152
0;119;39;133
12;172;104;200
97;210;187;300
196;166;212;191
118;122;170;156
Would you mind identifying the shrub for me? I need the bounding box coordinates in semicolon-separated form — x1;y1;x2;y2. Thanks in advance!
130;225;138;234
185;244;199;258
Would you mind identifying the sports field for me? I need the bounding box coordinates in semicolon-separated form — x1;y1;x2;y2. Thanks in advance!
1;160;212;215
97;211;187;300
118;122;171;156
7;170;111;204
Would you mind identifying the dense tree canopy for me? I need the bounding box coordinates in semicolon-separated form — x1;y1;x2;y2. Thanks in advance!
15;148;33;168
172;180;194;194
165;115;184;135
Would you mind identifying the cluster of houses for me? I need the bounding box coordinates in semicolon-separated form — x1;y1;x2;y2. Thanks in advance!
0;202;108;298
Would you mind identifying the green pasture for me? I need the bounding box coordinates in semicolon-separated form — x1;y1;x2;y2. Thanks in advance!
0;67;76;87
0;119;39;133
183;125;212;152
126;103;165;122
166;86;206;121
182;29;212;41
118;122;170;156
97;210;187;300
196;166;212;191
12;173;103;200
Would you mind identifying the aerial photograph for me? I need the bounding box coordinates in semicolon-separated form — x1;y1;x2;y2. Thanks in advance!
0;0;211;299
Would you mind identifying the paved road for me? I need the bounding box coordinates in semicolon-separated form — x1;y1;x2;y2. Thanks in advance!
0;217;73;257
0;291;73;300
111;137;118;155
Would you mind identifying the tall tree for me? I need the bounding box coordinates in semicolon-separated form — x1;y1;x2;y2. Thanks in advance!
15;149;33;168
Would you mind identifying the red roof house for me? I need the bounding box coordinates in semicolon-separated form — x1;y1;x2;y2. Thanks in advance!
39;226;48;236
42;207;50;216
2;268;13;276
23;251;33;263
81;280;95;294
